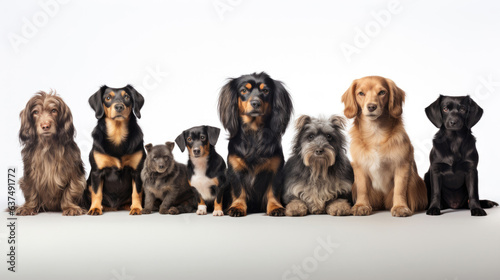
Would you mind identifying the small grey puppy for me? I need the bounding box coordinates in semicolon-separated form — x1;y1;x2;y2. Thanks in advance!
141;142;197;215
282;115;354;216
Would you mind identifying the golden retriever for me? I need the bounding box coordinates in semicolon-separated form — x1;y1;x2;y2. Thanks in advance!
341;76;427;217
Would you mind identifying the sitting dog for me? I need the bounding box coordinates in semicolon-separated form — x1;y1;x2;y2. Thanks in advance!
218;72;293;216
141;142;198;215
425;95;498;216
175;125;228;216
17;91;86;216
84;85;146;215
341;76;427;217
282;115;354;216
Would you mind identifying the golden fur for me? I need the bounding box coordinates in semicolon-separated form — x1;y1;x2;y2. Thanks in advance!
341;76;427;217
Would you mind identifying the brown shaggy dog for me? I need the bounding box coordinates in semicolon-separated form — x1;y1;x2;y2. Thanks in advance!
17;91;86;216
341;76;427;217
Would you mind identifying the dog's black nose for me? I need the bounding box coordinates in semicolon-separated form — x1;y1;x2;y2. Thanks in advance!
41;121;51;131
114;104;124;112
449;120;456;126
193;148;201;156
158;164;165;169
367;103;377;112
250;100;262;109
315;148;324;155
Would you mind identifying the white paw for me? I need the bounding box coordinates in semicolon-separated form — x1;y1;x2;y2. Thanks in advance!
213;210;224;216
196;205;207;215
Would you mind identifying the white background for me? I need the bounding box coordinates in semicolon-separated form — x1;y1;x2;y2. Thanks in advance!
1;1;500;280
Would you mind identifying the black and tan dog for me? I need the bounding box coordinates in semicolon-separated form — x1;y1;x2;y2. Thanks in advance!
218;72;293;216
141;142;198;215
175;125;227;216
84;85;146;215
282;115;353;216
425;95;498;216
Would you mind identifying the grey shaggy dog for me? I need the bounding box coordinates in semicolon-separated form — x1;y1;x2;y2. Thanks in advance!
282;115;354;216
141;142;198;215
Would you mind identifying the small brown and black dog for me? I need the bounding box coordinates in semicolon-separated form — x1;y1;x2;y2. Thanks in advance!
83;85;146;215
341;76;427;217
141;142;198;215
17;91;86;216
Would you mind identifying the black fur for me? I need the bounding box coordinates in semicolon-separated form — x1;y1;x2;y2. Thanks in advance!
424;95;497;216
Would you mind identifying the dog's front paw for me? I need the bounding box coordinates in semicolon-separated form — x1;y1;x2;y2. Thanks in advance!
391;205;412;217
326;200;351;216
141;208;152;215
213;210;224;216
63;207;85;216
285;200;308;216
16;206;38;216
129;207;142;215
351;204;372;216
268;207;285;217
168;207;179;215
227;206;246;217
87;207;103;216
196;205;207;215
471;208;487;216
426;207;441;216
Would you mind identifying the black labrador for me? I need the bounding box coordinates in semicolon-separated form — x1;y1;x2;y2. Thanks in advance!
424;95;497;216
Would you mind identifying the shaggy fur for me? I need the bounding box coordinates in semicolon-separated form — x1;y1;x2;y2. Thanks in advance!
282;115;354;216
424;95;498;216
17;91;86;216
218;72;293;216
141;142;197;215
341;76;427;217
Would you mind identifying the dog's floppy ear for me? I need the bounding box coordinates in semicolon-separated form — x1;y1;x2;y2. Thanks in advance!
89;86;106;119
329;115;347;130
341;80;359;119
53;93;76;144
386;78;405;118
19;97;37;144
466;96;483;129
207;126;221;146
425;95;443;128
145;143;153;153
175;132;186;152
295;115;311;131
165;141;175;152
270;79;293;136
218;79;239;138
126;85;145;119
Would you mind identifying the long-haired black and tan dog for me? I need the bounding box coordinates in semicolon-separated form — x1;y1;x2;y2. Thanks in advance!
282;115;353;216
175;126;228;216
424;95;498;216
218;72;293;216
17;91;86;216
141;142;198;215
84;85;146;215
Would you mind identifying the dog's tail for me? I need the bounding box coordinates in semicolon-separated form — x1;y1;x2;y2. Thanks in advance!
480;200;499;209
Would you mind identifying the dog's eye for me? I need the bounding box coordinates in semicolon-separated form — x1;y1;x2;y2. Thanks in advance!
262;89;269;95
200;135;206;141
308;134;314;140
105;96;111;101
51;109;57;114
443;106;449;113
459;106;466;113
32;110;39;116
358;92;365;96
124;94;130;101
378;91;386;96
187;137;193;142
240;89;247;94
326;134;332;140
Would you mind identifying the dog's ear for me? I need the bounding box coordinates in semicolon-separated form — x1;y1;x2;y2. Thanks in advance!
145;143;153;153
270;79;293;136
207;126;221;146
126;85;145;119
165;141;175;152
218;79;239;138
295;115;311;131
19;97;37;144
386;78;405;118
53;92;76;144
89;86;106;119
466;96;483;129
341;80;359;119
329;115;347;130
175;132;186;152
425;95;443;128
